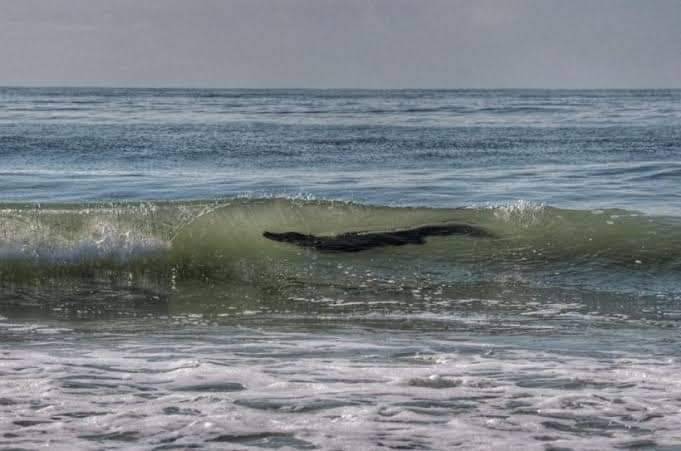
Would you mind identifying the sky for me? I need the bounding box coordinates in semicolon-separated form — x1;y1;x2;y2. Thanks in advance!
1;0;679;89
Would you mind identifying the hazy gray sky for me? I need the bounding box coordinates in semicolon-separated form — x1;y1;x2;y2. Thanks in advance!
1;0;679;88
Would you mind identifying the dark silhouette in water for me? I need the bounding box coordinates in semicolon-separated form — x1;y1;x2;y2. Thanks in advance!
263;223;494;252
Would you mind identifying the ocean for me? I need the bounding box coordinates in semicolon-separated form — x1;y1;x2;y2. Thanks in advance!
1;88;680;450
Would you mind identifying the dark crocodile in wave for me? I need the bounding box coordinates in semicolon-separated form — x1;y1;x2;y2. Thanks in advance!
263;223;494;252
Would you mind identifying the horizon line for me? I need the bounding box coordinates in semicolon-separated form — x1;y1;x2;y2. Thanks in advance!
1;84;680;91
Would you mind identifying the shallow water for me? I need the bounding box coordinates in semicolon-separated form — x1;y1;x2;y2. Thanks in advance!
1;88;680;450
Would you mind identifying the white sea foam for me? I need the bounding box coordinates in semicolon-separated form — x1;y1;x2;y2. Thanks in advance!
1;321;679;450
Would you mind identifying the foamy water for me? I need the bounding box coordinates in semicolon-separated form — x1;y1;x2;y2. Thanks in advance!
2;315;680;450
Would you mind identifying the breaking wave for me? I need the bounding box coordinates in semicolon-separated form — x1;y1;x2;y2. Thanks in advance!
0;199;681;271
0;198;679;294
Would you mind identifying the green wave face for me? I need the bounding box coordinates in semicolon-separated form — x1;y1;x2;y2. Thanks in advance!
1;198;680;290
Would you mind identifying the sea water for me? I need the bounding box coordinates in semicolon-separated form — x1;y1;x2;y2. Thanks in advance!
1;88;680;450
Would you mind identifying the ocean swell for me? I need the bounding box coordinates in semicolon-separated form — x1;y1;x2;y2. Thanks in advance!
0;198;679;289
